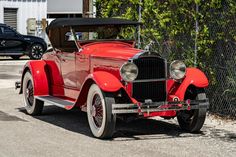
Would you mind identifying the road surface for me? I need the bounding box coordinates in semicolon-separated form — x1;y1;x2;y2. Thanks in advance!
0;57;235;157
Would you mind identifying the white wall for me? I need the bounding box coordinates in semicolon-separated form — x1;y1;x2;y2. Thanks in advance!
0;0;47;35
47;0;82;14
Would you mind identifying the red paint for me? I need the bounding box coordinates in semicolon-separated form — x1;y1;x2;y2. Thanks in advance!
172;68;209;100
20;40;209;119
82;42;141;60
91;71;124;92
20;60;49;96
143;111;176;117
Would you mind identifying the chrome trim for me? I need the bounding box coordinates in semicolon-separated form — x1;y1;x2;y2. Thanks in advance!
131;51;146;60
133;78;166;83
130;51;161;60
35;96;74;109
130;54;168;102
169;60;186;80
120;62;139;82
112;99;209;114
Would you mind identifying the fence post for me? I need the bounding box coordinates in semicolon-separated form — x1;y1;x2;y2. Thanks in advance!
194;3;199;67
138;0;142;49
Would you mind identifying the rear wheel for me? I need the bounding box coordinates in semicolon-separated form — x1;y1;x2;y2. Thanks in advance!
177;89;207;132
29;43;44;60
23;72;44;115
87;84;116;139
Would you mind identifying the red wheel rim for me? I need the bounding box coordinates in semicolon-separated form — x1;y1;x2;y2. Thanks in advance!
26;80;34;106
92;94;103;128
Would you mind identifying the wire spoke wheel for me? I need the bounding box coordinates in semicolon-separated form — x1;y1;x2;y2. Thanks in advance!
92;94;103;128
26;80;34;106
23;72;44;115
87;84;116;139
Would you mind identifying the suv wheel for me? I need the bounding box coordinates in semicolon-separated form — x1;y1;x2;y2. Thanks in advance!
87;84;116;139
29;44;44;60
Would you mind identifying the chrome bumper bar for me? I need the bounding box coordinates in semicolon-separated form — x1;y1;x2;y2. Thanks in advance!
112;99;209;114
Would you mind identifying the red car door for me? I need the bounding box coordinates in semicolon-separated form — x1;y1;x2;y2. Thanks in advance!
60;51;77;89
75;52;90;90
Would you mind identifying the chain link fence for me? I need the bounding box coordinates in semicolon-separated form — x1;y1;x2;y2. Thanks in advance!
138;2;236;118
96;1;236;118
207;40;236;118
204;4;236;117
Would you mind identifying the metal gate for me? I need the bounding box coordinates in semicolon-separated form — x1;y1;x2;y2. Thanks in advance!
4;8;18;30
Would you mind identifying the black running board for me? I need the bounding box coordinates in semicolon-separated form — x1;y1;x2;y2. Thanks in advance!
35;96;74;110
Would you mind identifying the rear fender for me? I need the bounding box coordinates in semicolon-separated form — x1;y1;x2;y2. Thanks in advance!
172;68;209;100
19;60;49;96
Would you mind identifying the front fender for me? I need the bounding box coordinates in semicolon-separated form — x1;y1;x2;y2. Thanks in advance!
74;71;125;107
20;60;49;96
174;68;209;100
91;71;124;92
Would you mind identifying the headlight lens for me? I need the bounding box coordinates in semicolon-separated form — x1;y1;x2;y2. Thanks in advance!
169;60;186;80
120;62;138;82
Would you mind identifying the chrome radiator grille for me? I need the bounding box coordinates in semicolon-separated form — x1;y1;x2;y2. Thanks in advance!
132;57;166;102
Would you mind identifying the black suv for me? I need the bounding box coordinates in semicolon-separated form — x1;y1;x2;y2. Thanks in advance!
0;23;47;60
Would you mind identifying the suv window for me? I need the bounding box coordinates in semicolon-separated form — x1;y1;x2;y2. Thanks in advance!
1;26;16;36
0;27;3;35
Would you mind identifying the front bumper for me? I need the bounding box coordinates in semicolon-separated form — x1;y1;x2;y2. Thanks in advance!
112;99;209;114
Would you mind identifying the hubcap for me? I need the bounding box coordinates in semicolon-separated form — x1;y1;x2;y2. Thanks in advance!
31;45;43;59
91;94;103;128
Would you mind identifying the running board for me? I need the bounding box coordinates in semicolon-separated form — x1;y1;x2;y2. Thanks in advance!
35;96;74;110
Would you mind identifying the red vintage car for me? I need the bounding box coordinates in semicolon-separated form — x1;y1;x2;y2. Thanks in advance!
17;18;209;139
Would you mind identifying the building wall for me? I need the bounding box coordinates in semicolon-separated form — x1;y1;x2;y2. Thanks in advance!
47;0;83;19
0;0;47;35
47;0;82;14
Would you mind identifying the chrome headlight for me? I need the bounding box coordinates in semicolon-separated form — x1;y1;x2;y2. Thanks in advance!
120;62;138;82
169;60;186;80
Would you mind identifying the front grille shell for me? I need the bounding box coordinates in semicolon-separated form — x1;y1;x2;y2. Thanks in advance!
131;56;167;102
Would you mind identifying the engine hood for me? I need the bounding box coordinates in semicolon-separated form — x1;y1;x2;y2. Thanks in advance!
82;41;142;60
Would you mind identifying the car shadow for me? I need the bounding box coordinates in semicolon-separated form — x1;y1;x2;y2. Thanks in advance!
17;106;236;142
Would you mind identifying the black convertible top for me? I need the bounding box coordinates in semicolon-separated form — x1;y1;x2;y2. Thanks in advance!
47;18;140;49
47;18;141;30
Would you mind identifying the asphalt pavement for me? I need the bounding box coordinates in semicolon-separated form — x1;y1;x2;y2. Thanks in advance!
0;57;236;157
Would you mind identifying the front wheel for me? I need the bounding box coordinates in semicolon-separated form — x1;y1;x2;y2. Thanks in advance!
87;84;116;139
23;72;44;115
29;43;44;60
177;92;207;133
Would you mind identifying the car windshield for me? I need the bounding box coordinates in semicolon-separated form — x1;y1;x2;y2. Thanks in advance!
68;25;136;42
47;24;138;52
